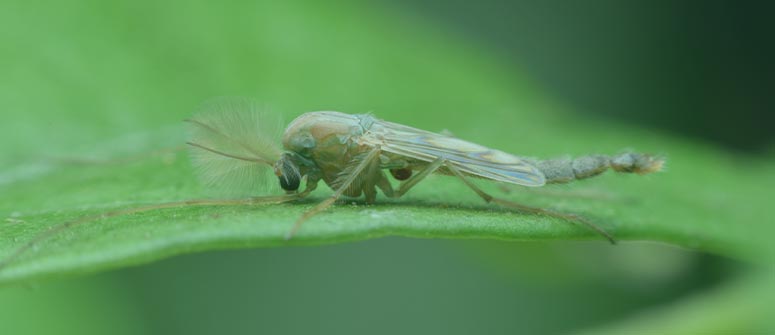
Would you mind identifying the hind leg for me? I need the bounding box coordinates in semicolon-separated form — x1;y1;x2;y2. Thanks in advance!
444;162;616;244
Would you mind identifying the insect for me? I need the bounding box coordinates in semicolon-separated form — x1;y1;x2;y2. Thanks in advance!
186;99;664;242
0;99;663;270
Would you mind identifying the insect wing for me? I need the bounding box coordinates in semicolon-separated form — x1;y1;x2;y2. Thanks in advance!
369;120;545;186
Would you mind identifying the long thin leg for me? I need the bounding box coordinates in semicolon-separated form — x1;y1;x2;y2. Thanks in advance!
445;163;616;244
0;193;305;271
386;158;445;198
285;147;382;239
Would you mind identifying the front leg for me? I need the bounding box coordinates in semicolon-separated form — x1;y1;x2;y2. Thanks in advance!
286;147;383;239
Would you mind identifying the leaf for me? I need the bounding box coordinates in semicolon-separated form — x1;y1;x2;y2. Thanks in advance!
0;0;773;286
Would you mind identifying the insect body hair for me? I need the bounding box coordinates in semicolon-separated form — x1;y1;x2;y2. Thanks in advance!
530;153;665;184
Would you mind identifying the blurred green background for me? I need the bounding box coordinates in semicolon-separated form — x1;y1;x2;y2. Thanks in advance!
1;0;771;334
405;0;774;152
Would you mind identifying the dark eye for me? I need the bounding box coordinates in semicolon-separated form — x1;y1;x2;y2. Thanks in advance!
279;165;301;191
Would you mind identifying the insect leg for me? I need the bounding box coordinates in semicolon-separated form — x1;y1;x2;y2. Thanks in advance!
444;162;616;244
376;175;395;198
388;158;445;197
285;147;382;240
362;154;387;204
0;193;306;272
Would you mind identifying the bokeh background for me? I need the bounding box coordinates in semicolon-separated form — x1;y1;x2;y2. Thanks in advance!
404;0;774;152
1;0;771;334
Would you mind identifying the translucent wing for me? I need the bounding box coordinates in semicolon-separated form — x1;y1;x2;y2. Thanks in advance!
367;119;546;186
187;97;284;195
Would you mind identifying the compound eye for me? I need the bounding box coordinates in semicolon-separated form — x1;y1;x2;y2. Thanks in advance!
278;165;301;191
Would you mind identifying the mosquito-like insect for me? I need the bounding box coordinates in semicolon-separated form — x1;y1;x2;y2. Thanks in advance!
187;100;663;242
0;99;663;271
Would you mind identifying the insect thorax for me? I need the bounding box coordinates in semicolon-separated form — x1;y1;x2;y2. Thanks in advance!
282;111;375;188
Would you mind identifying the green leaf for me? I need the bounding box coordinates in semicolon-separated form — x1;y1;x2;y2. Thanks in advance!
0;0;772;286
